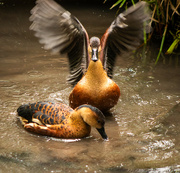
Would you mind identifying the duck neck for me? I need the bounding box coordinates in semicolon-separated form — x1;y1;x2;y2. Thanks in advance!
70;110;91;132
85;59;108;83
75;107;93;124
66;109;91;138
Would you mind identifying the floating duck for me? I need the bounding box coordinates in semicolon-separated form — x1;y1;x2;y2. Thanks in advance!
17;101;108;139
30;0;150;111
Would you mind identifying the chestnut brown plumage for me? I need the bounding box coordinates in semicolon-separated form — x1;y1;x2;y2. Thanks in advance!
30;0;150;111
17;101;107;139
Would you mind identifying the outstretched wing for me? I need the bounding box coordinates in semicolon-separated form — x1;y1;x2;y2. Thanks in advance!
30;0;90;85
100;1;151;78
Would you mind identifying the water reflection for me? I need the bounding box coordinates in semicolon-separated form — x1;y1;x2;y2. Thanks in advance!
0;1;180;173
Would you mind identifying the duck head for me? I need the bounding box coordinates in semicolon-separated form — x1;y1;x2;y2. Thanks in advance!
90;37;100;62
76;104;108;140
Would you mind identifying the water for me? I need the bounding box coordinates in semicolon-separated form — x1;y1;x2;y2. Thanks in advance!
0;1;180;172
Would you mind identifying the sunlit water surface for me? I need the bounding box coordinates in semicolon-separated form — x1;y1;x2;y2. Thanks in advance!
0;1;180;173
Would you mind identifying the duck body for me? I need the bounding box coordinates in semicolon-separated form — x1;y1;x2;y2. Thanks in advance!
69;60;120;111
17;101;107;139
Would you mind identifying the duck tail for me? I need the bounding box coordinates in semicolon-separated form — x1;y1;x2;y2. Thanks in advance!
17;103;34;122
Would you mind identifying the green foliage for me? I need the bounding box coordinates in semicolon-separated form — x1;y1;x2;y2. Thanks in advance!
166;30;180;54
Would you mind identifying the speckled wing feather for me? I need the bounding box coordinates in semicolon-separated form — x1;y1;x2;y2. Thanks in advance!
30;0;89;85
101;1;151;78
17;101;73;125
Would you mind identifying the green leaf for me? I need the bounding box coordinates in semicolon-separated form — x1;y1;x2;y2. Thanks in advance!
119;0;126;8
155;24;168;64
110;0;123;9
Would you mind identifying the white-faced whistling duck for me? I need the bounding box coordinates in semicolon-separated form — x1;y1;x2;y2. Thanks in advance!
29;0;151;111
17;101;108;139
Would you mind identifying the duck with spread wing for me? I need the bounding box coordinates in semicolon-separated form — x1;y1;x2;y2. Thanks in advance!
30;0;150;111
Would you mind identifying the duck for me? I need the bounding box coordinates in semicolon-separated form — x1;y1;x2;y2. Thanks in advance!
29;0;150;111
17;101;108;139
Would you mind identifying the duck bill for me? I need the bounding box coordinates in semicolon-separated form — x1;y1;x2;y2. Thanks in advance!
91;48;98;62
96;127;108;140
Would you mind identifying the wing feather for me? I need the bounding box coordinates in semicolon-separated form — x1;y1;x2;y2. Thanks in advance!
30;0;89;85
101;1;151;78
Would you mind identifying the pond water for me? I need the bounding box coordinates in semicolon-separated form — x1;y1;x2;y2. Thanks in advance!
0;1;180;172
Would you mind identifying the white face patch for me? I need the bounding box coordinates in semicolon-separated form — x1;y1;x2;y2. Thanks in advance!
90;37;100;48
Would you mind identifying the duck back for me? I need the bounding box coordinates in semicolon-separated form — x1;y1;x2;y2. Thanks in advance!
17;102;73;125
17;102;92;138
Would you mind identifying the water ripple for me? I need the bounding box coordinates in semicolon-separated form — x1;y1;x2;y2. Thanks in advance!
142;139;175;152
27;70;42;77
46;137;81;143
0;80;16;89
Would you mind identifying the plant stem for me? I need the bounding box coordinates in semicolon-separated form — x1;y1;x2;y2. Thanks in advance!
155;24;168;64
